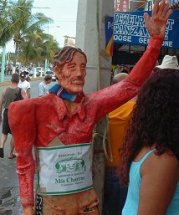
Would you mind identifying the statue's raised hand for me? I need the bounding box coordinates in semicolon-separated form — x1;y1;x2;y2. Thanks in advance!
144;0;173;38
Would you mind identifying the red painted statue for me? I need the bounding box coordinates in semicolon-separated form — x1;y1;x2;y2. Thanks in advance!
9;2;172;214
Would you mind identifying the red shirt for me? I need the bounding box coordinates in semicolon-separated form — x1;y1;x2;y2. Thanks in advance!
9;37;163;207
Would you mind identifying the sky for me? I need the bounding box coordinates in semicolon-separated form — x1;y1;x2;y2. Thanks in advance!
6;0;79;52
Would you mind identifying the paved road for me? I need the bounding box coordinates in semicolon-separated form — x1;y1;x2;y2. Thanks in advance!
0;78;56;215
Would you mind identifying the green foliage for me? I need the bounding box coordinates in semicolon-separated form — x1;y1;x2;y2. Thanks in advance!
0;0;60;65
18;30;59;65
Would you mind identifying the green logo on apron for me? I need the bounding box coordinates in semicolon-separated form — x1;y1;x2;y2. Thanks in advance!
55;158;86;174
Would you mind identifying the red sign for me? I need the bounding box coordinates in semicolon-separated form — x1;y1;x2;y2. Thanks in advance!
114;0;129;12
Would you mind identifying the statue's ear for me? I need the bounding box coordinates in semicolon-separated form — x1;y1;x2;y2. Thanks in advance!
54;68;61;78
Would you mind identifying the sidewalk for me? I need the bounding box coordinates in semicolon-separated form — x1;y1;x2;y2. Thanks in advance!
0;134;21;215
0;75;21;214
0;75;11;87
0;157;21;215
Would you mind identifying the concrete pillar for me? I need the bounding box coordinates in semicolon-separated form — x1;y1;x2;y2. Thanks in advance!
33;69;36;78
98;0;114;89
76;0;113;92
76;0;99;93
12;66;15;74
76;0;113;213
44;58;48;73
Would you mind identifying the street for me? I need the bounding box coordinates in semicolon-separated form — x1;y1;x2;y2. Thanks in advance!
0;78;55;215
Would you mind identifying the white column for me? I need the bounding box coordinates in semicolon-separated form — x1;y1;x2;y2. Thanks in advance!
76;0;113;92
76;0;114;213
98;0;114;89
33;68;37;78
76;0;99;93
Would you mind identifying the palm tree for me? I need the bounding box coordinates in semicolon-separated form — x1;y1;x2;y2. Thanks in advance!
0;0;14;81
0;0;13;46
19;27;58;65
18;30;59;66
0;0;58;73
39;33;59;64
17;29;44;65
8;0;52;66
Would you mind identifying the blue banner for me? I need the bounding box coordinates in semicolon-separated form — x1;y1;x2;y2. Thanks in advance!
113;10;179;49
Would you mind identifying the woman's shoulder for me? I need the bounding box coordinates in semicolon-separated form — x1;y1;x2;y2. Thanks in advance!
142;149;178;177
153;150;178;166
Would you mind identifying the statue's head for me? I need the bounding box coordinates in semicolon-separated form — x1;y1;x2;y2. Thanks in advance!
53;46;87;94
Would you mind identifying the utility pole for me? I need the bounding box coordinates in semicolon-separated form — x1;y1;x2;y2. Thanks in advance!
0;0;7;82
76;0;113;212
1;45;6;82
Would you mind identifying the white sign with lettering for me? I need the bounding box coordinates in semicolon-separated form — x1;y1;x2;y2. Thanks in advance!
36;143;93;195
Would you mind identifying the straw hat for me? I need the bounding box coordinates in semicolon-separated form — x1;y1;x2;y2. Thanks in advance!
156;55;179;70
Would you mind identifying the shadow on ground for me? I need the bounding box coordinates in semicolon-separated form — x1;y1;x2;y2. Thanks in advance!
0;186;21;215
0;153;21;215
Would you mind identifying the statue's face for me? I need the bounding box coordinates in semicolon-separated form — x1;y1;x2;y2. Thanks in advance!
55;52;87;93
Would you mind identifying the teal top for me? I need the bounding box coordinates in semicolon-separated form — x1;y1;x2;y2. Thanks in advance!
122;149;179;215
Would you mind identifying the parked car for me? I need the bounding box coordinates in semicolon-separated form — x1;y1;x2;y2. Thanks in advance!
45;70;56;81
36;67;45;76
28;68;37;76
28;67;45;77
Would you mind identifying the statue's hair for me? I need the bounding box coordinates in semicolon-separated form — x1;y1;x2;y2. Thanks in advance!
53;46;87;70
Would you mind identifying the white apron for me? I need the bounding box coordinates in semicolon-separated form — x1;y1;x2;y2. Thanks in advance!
36;143;93;196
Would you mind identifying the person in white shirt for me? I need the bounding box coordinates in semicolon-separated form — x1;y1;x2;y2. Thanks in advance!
18;72;31;98
38;75;52;97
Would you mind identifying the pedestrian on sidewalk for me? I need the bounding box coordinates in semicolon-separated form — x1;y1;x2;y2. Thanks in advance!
0;73;26;159
38;74;52;97
18;72;31;98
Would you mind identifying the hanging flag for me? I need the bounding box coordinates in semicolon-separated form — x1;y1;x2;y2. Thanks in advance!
105;16;114;56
